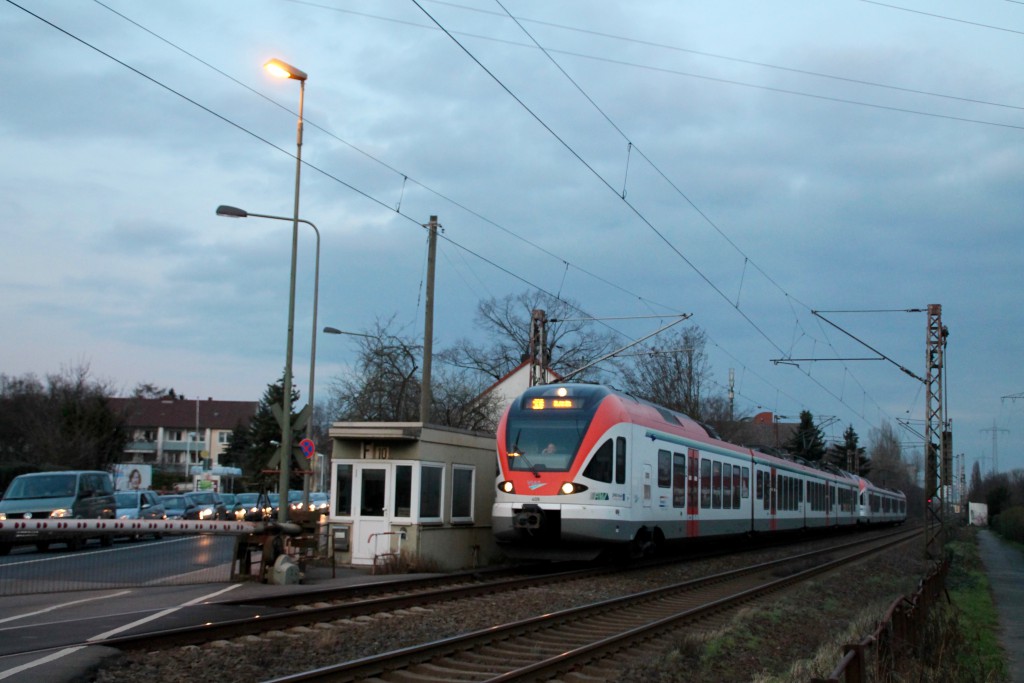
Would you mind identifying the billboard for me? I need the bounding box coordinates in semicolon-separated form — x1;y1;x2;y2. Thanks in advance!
114;463;152;491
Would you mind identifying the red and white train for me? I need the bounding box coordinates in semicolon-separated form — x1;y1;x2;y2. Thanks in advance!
493;383;906;560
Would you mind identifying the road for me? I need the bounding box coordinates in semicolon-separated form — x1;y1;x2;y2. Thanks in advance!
0;535;265;682
0;534;236;593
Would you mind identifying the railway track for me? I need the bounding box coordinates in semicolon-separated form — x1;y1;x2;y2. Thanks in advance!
265;527;920;682
90;526;883;653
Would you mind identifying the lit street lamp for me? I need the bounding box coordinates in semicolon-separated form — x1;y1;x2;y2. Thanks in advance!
216;205;320;505
265;57;306;522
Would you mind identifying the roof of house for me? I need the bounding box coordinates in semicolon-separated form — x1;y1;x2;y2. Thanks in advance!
109;397;258;430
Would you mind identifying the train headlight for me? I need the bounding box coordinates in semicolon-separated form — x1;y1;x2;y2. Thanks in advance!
499;481;515;494
558;482;588;495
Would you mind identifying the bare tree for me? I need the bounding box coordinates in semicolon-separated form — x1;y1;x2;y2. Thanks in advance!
444;291;619;383
330;318;421;422
1;364;126;474
615;325;713;420
326;317;503;430
867;421;910;489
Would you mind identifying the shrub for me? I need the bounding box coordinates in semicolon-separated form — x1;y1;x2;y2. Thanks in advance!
992;505;1024;544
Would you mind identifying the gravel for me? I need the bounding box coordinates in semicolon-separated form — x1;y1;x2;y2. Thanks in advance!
91;531;919;683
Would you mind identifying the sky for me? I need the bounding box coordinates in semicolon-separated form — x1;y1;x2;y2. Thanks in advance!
2;0;1022;479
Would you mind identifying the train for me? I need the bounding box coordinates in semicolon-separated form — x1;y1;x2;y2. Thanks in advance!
492;383;906;560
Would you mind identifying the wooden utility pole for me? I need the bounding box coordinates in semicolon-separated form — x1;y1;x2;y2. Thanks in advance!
420;216;438;424
529;309;548;386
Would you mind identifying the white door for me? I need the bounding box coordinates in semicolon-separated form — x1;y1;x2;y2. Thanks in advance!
350;465;392;565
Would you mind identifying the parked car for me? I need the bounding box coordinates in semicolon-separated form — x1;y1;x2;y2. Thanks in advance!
183;491;228;520
0;470;116;555
114;490;166;539
159;494;189;519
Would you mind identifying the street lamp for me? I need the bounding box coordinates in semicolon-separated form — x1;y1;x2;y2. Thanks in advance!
265;57;307;522
216;205;320;508
323;326;375;339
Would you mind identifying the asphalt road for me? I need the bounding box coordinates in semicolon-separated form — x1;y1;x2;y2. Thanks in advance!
0;535;267;682
0;534;236;593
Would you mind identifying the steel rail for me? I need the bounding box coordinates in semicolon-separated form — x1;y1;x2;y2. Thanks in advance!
264;527;919;682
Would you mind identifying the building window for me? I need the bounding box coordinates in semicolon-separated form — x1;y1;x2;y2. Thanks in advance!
167;430;183;441
334;464;353;516
394;465;412;518
217;432;231;444
419;464;443;522
451;465;474;523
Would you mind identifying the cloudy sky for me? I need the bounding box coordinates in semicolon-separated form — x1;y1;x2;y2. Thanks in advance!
2;0;1022;477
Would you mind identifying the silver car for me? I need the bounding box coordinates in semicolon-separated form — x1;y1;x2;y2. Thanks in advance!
114;490;166;539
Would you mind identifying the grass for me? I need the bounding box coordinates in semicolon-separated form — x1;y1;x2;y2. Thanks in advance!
618;530;1012;682
942;531;1009;682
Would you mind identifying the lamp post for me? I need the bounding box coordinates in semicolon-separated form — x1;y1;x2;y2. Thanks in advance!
322;326;376;492
264;58;307;522
216;205;320;507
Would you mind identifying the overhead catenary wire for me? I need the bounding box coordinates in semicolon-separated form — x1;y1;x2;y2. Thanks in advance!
12;0;939;430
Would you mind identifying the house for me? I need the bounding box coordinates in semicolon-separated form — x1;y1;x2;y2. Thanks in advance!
109;396;257;475
477;359;562;419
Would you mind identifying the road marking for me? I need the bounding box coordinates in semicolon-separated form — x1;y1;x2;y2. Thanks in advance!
88;583;242;640
0;591;131;625
0;646;88;680
0;583;244;680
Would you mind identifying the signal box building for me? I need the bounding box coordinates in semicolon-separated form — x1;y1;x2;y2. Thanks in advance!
326;422;499;571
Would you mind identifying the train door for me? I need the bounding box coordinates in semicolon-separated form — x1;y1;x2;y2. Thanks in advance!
686;448;699;536
769;467;778;531
350;464;392;565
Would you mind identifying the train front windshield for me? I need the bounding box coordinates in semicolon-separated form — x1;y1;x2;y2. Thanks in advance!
504;385;608;473
505;415;588;472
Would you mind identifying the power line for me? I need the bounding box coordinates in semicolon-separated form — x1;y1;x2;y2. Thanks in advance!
14;0;916;433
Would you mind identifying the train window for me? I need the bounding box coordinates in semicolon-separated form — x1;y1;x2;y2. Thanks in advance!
700;459;712;508
658;450;671;488
451;465;474;523
722;463;732;509
741;467;750;499
733;467;742;508
672;453;686;508
615;437;627;485
712;461;722;509
582;440;614;483
755;470;763;500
